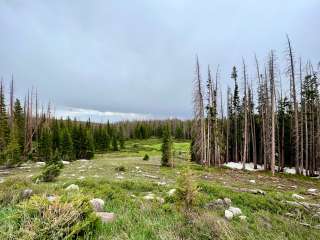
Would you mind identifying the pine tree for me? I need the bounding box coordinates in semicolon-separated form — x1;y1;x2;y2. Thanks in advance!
61;129;74;161
5;122;21;167
39;126;52;162
13;99;25;153
161;126;173;167
112;137;119;151
0;81;10;154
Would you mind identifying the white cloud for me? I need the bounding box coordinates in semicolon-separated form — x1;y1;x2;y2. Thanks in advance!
54;106;153;123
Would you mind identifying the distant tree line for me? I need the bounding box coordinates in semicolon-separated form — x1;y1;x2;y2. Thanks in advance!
192;36;320;176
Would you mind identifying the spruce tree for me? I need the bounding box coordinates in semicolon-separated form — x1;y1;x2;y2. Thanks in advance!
5;122;21;167
61;129;74;161
0;82;10;154
112;136;119;151
161;126;173;167
39;126;52;162
13;99;25;153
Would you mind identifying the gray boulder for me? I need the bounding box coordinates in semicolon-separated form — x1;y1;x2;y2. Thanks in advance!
90;198;105;212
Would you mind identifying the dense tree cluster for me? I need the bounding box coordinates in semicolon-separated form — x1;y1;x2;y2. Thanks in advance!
192;37;320;176
0;81;126;167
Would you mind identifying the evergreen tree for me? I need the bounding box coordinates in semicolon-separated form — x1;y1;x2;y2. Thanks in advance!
118;127;125;149
84;130;95;159
61;129;74;161
5;122;21;167
0;82;10;154
13;99;25;153
39;126;52;162
161;126;173;167
112;136;119;151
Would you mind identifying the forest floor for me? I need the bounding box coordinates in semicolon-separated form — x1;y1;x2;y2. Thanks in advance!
1;138;320;240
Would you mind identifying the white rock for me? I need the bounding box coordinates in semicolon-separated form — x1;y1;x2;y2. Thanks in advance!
47;195;57;202
143;193;155;200
96;212;116;223
292;194;305;200
22;189;33;198
77;159;89;162
156;197;165;204
36;161;46;166
223;198;232;206
249;180;256;184
78;176;85;180
168;189;176;196
225;210;234;220
116;175;124;179
308;188;317;193
228;207;242;217
65;184;79;191
90;198;105;212
62;161;70;165
0;178;4;183
135;166;140;170
157;181;166;186
239;215;247;221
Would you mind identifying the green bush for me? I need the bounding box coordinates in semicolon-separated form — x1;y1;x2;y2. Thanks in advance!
4;195;100;240
143;154;149;161
41;164;61;182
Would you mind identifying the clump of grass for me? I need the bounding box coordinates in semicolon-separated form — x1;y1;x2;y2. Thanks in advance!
0;176;31;206
2;194;99;240
143;154;149;161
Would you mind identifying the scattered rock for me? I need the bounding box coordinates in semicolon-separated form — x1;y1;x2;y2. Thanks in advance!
292;194;305;200
291;185;297;189
168;189;176;196
22;189;33;198
223;198;232;206
62;161;70;165
142;174;160;179
238;188;266;195
47;195;57;202
116;175;124;179
96;212;116;223
90;198;105;212
157;181;166;186
225;210;233;220
0;178;4;183
206;199;225;209
36;162;46;166
249;179;256;184
307;188;317;193
77;159;89;162
143;193;155;200
239;215;247;221
228;207;242;217
65;184;79;191
156;197;165;204
78;176;85;180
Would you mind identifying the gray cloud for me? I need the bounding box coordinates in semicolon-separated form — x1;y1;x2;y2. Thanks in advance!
0;0;319;121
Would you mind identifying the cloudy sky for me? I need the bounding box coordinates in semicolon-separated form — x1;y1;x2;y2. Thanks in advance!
0;0;319;122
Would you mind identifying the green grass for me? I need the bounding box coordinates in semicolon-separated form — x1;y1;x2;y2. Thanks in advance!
1;138;320;239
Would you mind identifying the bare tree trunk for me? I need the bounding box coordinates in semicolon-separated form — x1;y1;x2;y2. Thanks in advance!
269;51;276;175
242;59;248;170
287;35;300;174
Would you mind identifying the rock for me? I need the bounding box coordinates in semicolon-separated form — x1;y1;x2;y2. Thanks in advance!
157;181;166;186
228;207;242;217
47;195;57;202
116;175;124;179
22;189;33;198
143;193;155;200
90;198;105;212
65;184;79;191
77;159;89;162
292;194;305;200
225;210;234;220
223;198;232;206
308;188;317;193
62;161;70;165
0;178;4;183
239;215;247;221
36;162;46;166
78;176;85;180
249;179;256;184
156;197;165;204
168;189;176;196
142;174;160;179
96;212;116;223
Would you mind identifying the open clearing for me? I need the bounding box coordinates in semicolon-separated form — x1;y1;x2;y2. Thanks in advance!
1;138;320;240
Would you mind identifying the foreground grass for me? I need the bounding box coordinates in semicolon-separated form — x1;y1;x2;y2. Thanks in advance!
1;138;320;239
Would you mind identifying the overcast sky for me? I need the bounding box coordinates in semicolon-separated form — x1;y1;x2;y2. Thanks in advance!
0;0;319;122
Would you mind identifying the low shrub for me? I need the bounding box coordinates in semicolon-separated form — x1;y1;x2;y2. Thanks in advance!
143;154;149;161
40;164;61;182
4;195;100;239
115;165;126;172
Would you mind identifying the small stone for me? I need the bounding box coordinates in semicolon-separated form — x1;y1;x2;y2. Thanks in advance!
62;161;70;165
143;193;155;200
156;197;165;204
292;194;305;200
47;195;57;202
96;212;116;223
36;162;46;166
249;180;256;184
228;207;242;217
22;189;33;198
225;210;234;220
65;184;79;191
90;198;105;212
78;176;85;180
308;188;317;193
223;198;232;206
239;215;247;221
157;181;166;186
77;159;89;162
168;189;176;196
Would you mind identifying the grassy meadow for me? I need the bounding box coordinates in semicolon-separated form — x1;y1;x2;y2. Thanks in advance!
0;138;320;240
